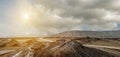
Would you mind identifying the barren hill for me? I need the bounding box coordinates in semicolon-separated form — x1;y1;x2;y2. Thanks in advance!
53;30;120;38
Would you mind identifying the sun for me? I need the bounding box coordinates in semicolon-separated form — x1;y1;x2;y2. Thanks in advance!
23;13;30;20
22;13;30;21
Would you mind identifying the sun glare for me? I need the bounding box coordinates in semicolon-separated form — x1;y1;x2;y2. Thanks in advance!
23;13;29;20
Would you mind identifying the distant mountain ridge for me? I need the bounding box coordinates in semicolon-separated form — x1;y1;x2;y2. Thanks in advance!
53;30;120;38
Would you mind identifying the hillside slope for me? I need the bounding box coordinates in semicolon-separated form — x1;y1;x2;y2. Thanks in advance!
53;30;120;38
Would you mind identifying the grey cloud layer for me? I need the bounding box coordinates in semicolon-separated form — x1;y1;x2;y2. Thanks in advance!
29;0;120;34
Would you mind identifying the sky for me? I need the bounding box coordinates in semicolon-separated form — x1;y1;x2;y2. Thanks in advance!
0;0;120;37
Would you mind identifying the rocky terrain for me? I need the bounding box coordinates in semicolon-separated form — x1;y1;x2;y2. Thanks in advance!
0;31;120;57
0;38;119;57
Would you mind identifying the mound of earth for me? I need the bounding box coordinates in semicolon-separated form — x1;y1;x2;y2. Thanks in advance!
34;41;118;57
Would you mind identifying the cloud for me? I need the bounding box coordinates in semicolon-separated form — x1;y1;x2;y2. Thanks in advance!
28;0;120;35
28;5;82;34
